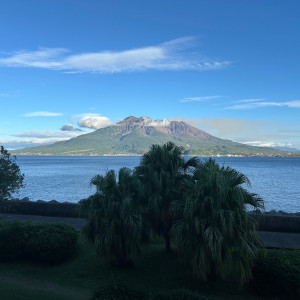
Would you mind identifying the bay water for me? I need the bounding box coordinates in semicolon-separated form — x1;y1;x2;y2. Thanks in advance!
13;156;300;213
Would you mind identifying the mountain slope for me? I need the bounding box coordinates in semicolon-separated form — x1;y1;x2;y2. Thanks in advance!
13;116;292;156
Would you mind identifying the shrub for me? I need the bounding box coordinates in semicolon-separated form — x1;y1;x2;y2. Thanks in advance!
0;221;78;264
155;288;207;300
91;285;207;300
250;249;300;298
90;284;150;300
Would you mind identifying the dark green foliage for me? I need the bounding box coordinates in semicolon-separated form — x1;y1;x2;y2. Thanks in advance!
0;146;24;199
172;158;264;284
250;250;300;298
0;199;80;217
0;221;78;263
91;285;208;300
90;284;150;300
82;168;143;267
155;288;207;300
135;142;198;251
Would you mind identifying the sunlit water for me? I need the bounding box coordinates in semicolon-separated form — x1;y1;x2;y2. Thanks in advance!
13;156;300;213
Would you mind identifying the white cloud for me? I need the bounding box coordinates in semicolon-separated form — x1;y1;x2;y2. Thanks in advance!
22;111;63;117
0;37;230;73
180;96;222;103
78;116;111;129
243;141;293;148
224;100;300;110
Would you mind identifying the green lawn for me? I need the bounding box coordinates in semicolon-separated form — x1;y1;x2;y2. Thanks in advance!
0;235;279;300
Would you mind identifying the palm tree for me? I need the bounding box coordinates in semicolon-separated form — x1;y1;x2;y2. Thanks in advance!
82;167;143;267
172;158;264;284
134;142;198;252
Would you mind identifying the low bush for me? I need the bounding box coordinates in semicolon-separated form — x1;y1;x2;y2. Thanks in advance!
90;285;207;300
250;249;300;298
0;221;78;264
155;288;207;300
90;284;149;300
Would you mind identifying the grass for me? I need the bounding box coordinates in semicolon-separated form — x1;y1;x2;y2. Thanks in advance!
0;235;287;300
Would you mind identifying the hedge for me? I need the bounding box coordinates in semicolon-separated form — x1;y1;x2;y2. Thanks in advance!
91;285;207;300
0;221;78;264
250;249;300;298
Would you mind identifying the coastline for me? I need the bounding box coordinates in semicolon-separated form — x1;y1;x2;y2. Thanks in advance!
13;153;300;157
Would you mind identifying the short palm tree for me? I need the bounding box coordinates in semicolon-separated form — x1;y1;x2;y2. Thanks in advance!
134;142;198;252
172;158;264;284
82;167;143;267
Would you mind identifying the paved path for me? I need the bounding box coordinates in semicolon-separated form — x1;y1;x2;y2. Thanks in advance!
1;213;299;249
258;231;300;249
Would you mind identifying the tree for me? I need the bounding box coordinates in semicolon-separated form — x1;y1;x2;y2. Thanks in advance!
172;158;264;284
134;142;198;252
0;146;24;200
81;167;143;267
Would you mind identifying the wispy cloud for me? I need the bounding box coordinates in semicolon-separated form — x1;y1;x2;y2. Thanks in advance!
22;111;63;117
243;141;294;148
0;37;230;74
11;130;83;138
72;113;101;118
180;95;222;103
0;92;12;97
236;98;265;103
224;100;300;110
0;90;21;97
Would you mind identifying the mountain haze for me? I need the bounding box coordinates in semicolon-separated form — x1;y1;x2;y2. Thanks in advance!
13;116;292;156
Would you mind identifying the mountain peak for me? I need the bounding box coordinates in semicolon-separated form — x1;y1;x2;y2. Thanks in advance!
117;116;172;127
115;116;212;139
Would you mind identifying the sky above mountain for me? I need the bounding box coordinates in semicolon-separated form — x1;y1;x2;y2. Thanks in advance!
1;0;299;150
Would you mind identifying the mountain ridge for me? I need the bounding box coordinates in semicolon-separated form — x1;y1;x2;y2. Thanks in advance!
12;116;297;156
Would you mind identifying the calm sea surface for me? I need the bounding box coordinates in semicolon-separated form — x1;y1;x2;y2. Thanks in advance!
13;156;300;213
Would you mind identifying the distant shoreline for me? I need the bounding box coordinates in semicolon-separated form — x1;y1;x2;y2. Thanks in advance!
13;154;300;158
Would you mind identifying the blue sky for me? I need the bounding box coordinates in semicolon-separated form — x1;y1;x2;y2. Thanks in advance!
1;0;300;150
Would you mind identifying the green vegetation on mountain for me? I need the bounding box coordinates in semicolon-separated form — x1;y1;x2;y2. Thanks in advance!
13;116;293;156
